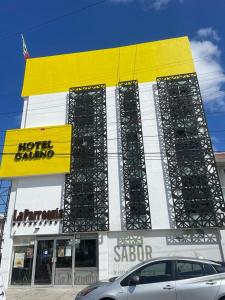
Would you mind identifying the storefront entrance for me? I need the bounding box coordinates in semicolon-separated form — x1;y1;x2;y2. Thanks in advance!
35;240;54;285
10;235;98;286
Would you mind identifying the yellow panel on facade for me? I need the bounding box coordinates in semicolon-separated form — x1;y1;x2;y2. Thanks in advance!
0;125;72;178
22;36;195;96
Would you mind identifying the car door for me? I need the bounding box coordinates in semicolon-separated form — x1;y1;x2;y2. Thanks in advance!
175;260;221;300
121;260;176;300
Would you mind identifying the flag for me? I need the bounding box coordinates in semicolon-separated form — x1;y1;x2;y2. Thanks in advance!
21;34;30;60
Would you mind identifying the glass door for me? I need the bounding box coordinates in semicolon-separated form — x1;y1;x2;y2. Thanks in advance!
74;239;98;285
54;239;73;285
34;240;54;285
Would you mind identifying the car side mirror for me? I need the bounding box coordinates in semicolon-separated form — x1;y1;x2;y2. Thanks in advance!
129;275;140;286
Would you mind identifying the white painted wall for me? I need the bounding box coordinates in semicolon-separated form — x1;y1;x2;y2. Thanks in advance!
107;229;223;277
218;166;225;188
23;92;68;128
98;233;109;280
1;180;18;287
107;87;122;231
139;82;171;229
12;174;65;236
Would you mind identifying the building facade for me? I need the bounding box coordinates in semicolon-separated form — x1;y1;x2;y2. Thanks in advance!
1;36;225;287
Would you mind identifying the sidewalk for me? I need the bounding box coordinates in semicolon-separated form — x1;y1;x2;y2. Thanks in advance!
6;286;86;300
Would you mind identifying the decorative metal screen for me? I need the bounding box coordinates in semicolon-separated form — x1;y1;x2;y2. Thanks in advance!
157;73;225;228
118;80;151;230
63;84;109;232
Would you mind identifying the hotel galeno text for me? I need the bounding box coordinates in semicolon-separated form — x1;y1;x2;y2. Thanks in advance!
14;141;55;161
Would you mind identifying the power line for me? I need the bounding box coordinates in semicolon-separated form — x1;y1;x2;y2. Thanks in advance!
1;126;225;141
0;151;225;160
0;0;108;42
1;90;225;118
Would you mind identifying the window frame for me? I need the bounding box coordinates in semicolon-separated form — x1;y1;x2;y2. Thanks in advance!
175;260;206;280
203;263;217;275
120;260;175;287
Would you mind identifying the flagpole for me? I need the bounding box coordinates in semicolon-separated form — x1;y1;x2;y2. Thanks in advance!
21;34;30;60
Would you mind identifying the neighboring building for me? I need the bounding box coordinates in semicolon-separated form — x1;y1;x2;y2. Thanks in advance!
0;36;225;287
0;181;11;263
0;214;5;262
215;152;225;202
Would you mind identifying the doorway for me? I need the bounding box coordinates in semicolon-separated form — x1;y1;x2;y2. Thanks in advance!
54;239;73;285
34;240;54;285
32;236;98;286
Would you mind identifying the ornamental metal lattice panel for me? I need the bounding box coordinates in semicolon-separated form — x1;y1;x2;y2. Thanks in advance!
157;73;225;228
118;80;151;230
63;84;109;232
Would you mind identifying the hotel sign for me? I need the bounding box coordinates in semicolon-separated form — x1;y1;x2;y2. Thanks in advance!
0;125;72;178
15;141;55;161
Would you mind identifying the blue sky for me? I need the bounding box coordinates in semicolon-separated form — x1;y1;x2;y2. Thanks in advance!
0;0;225;151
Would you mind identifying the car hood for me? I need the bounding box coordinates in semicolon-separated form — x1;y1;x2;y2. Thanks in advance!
80;276;118;292
76;279;114;298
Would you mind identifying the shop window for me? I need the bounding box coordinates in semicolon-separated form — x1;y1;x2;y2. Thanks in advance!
11;246;34;285
54;239;73;285
56;240;72;268
75;239;97;268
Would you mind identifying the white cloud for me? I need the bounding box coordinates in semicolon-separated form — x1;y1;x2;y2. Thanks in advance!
110;0;171;10
190;29;225;107
197;27;220;42
152;0;170;10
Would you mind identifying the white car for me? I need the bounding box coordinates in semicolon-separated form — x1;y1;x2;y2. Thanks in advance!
76;257;225;300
